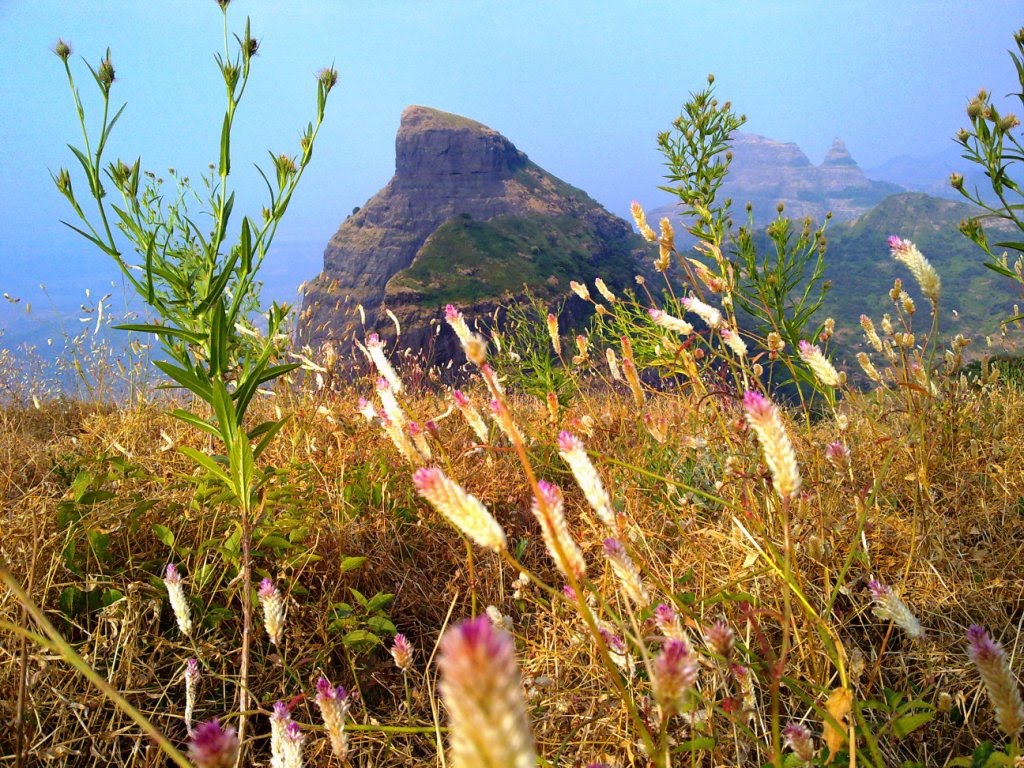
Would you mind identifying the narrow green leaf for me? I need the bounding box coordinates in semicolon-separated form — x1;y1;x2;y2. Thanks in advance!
154;360;213;401
219;112;231;176
179;446;234;490
169;408;222;439
114;323;206;346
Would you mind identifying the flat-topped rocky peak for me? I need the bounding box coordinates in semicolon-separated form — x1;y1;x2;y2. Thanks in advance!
396;105;527;181
822;137;857;167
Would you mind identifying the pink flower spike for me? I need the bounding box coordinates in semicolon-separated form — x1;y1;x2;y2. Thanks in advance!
188;719;240;768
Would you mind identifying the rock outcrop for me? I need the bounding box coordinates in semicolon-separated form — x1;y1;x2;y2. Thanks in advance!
298;106;646;361
650;132;904;230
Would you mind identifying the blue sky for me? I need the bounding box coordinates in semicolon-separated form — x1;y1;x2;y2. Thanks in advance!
1;0;1021;347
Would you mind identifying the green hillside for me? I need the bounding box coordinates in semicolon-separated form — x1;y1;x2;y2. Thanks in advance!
385;213;640;305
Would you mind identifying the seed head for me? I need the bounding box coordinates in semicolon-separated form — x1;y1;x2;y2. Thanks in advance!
798;340;841;388
868;579;924;640
742;390;801;499
317;66;339;91
630;201;657;242
782;723;816;763
97;54;115;89
54;39;72;62
391;633;414;672
602;537;648;606
648;308;693;336
704;619;734;659
163;563;193;637
888;236;941;305
652;640;698;717
532;481;586;581
557;431;615;528
681;295;723;329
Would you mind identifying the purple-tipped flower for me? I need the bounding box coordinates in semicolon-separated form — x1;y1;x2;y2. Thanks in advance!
557;431;615;528
652;639;698;717
438;615;536;768
783;723;816;763
315;676;350;760
967;625;1024;736
532;481;586;581
868;579;924;640
742;390;801;499
654;603;685;641
270;700;304;768
362;332;403;393
825;441;851;473
889;235;941;304
704;620;734;660
188;719;239;768
391;633;414;673
163;563;192;637
444;304;487;366
562;585;577;601
798;339;842;387
602;538;648;607
258;578;286;646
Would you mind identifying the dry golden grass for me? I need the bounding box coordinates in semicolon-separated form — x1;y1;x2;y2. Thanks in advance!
2;362;1024;766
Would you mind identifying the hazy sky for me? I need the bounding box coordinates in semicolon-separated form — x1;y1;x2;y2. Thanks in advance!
1;0;1021;344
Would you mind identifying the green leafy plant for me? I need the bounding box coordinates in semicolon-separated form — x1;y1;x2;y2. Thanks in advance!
954;27;1024;324
51;5;337;756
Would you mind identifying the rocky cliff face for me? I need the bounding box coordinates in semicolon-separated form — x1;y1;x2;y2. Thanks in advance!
650;132;904;230
297;106;646;361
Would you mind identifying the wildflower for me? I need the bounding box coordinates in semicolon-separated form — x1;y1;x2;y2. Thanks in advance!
270;701;304;768
163;563;192;637
798;340;841;388
742;390;801;499
652;640;698;718
363;333;403;393
603;538;648;607
569;280;591;302
97;54;115;90
868;580;924;640
605;347;621;381
438;615;536;768
452;389;489;443
704;620;734;660
391;633;414;673
53;38;72;62
967;625;1024;736
819;317;835;343
860;314;884;352
485;604;513;632
184;658;200;736
546;313;561;356
574;334;589;363
766;331;785;358
681;295;723;329
622;357;645;407
444;304;487;366
599;627;632;673
889;236;941;305
825;441;851;474
659;216;675;250
648;308;693;336
188;719;239;768
546;391;560;424
630;201;657;242
856;352;882;383
375;377;407;431
489;398;523;445
317;66;339;91
258;578;286;646
557;431;616;528
413;468;507;553
378;407;420;464
721;327;747;357
594;278;617;303
782;723;816;763
654;603;685;641
562;585;577;601
532;481;587;581
315;677;350;760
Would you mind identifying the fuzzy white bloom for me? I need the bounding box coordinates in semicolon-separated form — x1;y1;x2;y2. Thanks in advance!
569;280;591;302
439;616;536;768
413;468;507;553
856;352;883;383
630;201;657;242
648;308;694;336
452;390;489;443
889;236;941;305
721;327;747;357
315;678;350;760
681;295;723;329
259;579;286;646
532;481;587;581
362;333;403;393
445;304;487;366
742;391;801;499
603;538;648;606
594;278;617;303
869;580;924;640
798;340;842;387
557;431;616;528
163;564;192;637
270;702;304;768
606;348;622;381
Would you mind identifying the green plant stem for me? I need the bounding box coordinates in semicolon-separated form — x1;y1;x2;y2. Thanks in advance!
0;564;192;768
